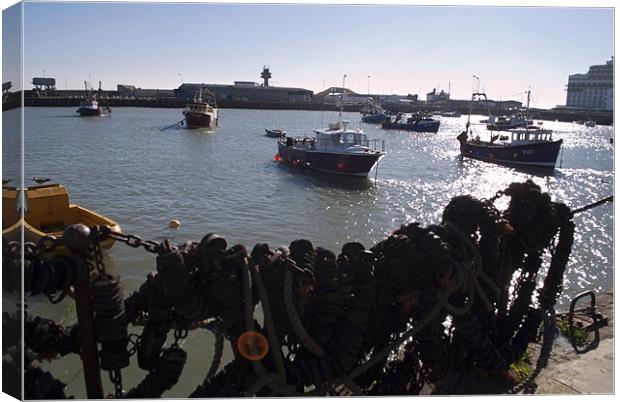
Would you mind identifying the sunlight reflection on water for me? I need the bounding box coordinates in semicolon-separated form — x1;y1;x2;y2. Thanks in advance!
2;107;614;397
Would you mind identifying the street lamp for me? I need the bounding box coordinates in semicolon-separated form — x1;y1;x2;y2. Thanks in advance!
177;73;183;85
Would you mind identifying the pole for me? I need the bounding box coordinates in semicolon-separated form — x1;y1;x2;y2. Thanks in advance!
73;255;104;399
62;224;103;399
339;74;346;120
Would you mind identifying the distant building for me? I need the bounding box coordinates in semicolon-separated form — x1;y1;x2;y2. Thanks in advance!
31;77;56;97
175;82;313;103
426;88;449;102
565;58;614;111
117;84;174;98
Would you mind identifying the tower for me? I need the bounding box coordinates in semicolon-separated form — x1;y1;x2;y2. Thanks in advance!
261;65;272;87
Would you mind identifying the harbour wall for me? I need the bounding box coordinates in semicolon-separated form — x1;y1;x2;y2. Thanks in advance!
2;92;614;126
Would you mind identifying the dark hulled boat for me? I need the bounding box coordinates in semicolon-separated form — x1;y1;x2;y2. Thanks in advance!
76;80;111;117
458;88;562;169
183;88;218;129
265;128;286;137
382;114;440;133
361;105;387;124
457;128;563;169
277;120;385;177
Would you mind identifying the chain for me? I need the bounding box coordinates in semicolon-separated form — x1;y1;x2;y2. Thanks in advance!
171;328;189;349
127;334;141;357
483;190;505;205
571;195;613;216
109;369;124;398
87;239;106;277
105;231;163;254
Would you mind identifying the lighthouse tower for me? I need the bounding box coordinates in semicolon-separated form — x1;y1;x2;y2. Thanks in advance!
261;65;272;87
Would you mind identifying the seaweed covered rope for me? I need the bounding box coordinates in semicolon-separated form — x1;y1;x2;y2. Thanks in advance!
1;180;612;398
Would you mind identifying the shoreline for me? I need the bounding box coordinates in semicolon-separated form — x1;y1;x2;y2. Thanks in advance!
2;93;614;126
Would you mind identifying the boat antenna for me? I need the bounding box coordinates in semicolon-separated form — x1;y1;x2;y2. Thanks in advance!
339;74;347;121
526;88;531;121
467;75;478;127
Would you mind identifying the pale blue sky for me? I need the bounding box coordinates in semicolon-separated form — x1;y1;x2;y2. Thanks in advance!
4;2;616;108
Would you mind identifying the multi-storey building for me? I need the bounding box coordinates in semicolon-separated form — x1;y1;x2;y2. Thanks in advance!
565;58;613;111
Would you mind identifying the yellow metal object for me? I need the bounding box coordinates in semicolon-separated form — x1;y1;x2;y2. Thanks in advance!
2;183;121;256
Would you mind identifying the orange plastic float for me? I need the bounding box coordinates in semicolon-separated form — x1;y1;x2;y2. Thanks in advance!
236;331;269;361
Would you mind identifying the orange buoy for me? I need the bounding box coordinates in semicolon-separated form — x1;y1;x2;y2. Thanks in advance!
237;331;269;361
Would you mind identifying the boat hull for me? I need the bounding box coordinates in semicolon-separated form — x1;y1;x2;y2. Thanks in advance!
265;129;286;137
2;208;121;259
77;106;101;116
487;123;526;131
184;112;215;128
362;113;386;124
277;142;383;177
382;120;440;133
459;139;563;169
2;184;121;258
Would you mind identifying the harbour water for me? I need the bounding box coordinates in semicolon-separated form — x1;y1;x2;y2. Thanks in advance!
2;107;614;397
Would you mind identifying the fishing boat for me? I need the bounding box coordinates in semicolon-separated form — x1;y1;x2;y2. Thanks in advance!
265;128;287;137
438;111;461;118
183;87;218;129
361;105;387;124
486;114;529;131
276;75;385;177
382;114;440;133
2;183;121;253
457;90;562;169
76;81;111;117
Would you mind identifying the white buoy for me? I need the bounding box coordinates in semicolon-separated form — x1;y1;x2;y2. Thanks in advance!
169;220;181;229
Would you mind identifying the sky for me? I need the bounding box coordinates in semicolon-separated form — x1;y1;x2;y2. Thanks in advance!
2;1;616;108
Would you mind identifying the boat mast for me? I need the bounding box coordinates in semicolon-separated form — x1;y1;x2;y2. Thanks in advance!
525;89;531;121
467;75;478;127
339;74;347;122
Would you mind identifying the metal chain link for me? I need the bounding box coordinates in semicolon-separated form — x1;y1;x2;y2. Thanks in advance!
171;328;189;349
87;239;106;277
106;231;163;254
483;190;505;205
109;369;124;398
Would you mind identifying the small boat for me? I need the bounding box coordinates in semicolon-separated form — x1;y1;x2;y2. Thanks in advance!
277;120;385;176
183;87;218;129
2;183;121;254
486;114;529;131
584;119;596;128
457;89;562;169
276;74;385;177
361;105;387;124
362;112;388;124
382;114;440;133
438;110;461;118
265;128;287;137
76;80;111;117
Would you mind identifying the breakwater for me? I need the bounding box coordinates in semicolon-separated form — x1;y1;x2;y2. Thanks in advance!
2;92;614;125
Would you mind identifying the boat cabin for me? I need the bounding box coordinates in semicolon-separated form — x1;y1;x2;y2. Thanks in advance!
511;130;553;144
313;121;370;150
185;102;214;113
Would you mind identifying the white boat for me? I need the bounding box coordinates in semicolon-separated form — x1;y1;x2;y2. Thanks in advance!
276;75;385;177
